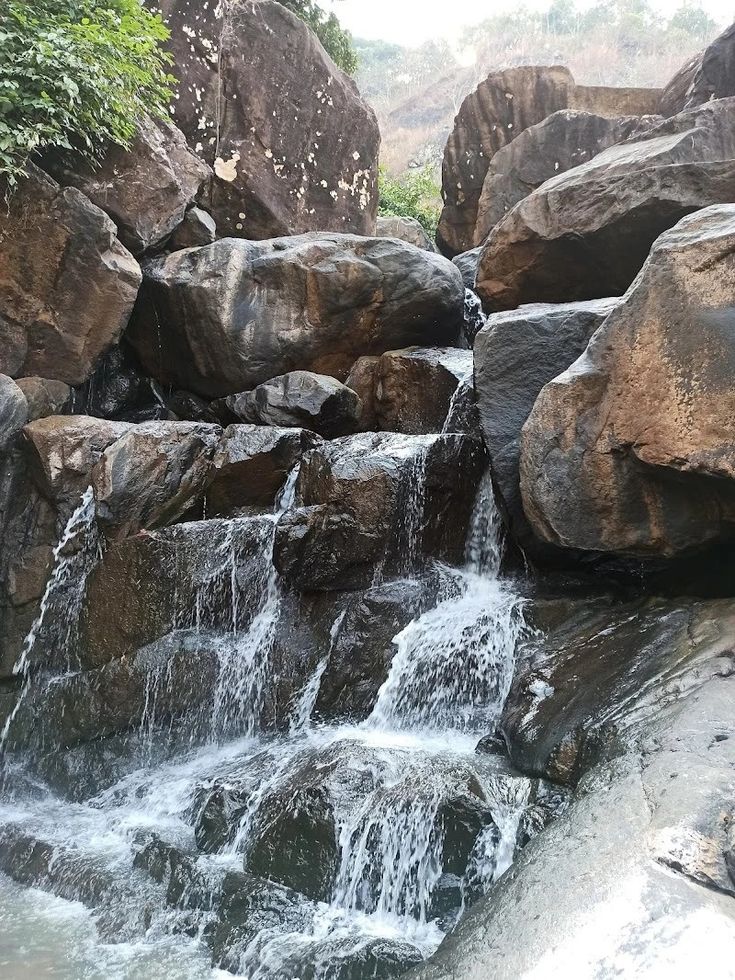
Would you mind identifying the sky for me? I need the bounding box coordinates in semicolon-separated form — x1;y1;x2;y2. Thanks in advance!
325;0;733;46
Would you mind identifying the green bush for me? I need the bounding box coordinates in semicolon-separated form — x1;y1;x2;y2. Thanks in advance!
378;166;442;239
279;0;357;74
0;0;174;185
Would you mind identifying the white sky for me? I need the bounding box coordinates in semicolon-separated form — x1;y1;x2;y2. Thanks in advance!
326;0;733;46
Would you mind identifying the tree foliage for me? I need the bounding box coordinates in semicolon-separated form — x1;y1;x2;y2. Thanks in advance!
378;165;441;238
279;0;357;74
0;0;174;185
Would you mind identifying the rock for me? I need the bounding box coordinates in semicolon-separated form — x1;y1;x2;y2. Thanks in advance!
91;421;222;539
42;116;211;256
206;425;321;515
23;416;133;509
273;432;487;590
374;348;473;434
167;207;217;251
452;248;482;289
345;356;380;431
154;0;379;239
409;594;735;980
520;206;735;558
246;785;338;903
473;299;619;554
658;54;701;117
473;110;654;245
314;578;439;722
130;233;464;398
226;372;362;439
14;378;70;423
662;23;735;115
72;343;163;422
0;376;28;453
376;216;437;251
476;99;735;311
80;516;275;667
437;66;575;257
0;165;141;385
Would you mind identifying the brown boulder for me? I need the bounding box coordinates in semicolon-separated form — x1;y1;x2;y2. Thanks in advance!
129;233;464;398
520;205;735;558
206;425;321;515
376;216;437;252
42;116;211;256
153;0;379;239
0;167;141;385
14;378;70;423
437;66;575;257
473;110;654;245
477;99;735;312
660;22;735;116
374;348;473;435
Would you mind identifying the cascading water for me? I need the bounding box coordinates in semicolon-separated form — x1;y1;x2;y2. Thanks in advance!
0;435;548;980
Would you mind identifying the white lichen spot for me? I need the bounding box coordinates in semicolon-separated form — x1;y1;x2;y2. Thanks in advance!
214;151;241;182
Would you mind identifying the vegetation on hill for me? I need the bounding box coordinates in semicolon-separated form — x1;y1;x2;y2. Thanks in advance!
378;165;442;237
357;0;723;175
280;0;357;74
0;0;173;185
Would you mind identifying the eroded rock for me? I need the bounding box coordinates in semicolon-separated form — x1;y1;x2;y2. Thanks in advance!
0;166;141;384
520;206;735;558
477;99;735;311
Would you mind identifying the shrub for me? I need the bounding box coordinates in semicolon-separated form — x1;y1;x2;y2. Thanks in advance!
0;0;174;185
279;0;357;74
378;166;442;238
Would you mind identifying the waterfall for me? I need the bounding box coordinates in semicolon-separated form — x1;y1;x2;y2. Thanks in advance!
1;487;99;760
0;455;545;980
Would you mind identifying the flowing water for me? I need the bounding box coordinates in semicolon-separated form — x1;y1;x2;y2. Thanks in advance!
0;434;546;979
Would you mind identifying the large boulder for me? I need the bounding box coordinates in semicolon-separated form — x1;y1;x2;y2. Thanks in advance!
437;66;575;257
520;206;735;559
409;594;735;980
42;116;211;256
373;348;473;435
473;110;653;245
152;0;380;239
206;425;320;515
660;22;735;116
14;378;70;423
129;233;464;398
474;299;619;553
225;372;362;439
476;99;735;311
0;166;141;385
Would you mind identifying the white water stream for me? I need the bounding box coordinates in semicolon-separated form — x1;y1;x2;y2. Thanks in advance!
0;440;538;979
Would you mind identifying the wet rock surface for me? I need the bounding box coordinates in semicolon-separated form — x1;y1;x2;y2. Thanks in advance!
410;593;735;980
225;372;362;439
0;166;141;385
130;233;464;398
274;433;487;590
477;99;735;311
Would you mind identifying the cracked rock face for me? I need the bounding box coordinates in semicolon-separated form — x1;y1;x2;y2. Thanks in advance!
150;0;380;239
519;205;735;559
